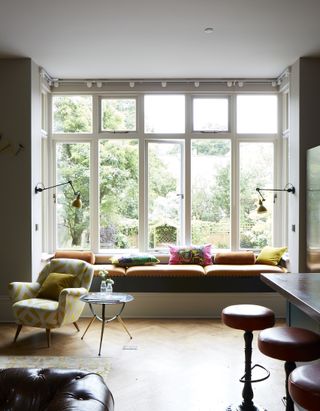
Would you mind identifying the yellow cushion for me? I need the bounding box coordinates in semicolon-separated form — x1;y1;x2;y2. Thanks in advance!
256;246;287;266
37;273;75;301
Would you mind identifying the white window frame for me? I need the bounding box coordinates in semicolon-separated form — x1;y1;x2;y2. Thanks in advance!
47;89;283;254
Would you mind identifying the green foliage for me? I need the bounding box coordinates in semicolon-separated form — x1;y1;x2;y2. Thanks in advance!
192;140;230;156
102;99;136;131
54;99;274;251
56;143;90;248
53;96;92;133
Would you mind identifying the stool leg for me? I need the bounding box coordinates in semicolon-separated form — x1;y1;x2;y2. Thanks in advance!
226;331;266;411
241;331;254;409
284;361;296;411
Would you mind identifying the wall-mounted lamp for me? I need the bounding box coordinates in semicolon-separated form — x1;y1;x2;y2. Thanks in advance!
256;183;295;214
35;180;82;208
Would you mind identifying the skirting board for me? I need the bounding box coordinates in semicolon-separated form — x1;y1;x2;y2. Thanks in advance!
0;293;286;322
81;292;287;319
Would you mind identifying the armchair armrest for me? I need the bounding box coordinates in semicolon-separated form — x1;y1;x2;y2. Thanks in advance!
8;282;41;303
58;287;88;326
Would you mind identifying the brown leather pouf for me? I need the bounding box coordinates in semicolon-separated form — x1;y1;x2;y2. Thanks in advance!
289;362;320;411
258;327;320;411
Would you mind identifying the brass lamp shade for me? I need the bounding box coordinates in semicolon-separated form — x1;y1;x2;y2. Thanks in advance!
257;199;267;214
72;193;82;209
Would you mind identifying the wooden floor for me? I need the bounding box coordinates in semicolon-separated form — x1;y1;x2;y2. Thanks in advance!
0;319;289;411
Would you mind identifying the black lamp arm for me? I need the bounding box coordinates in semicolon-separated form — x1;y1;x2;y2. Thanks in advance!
35;180;79;195
256;183;295;200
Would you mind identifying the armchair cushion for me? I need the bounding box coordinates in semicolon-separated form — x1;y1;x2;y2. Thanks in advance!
37;273;76;301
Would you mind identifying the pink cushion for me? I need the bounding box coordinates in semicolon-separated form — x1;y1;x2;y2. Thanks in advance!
169;244;212;266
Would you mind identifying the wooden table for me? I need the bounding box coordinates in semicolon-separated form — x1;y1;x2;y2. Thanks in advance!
261;273;320;328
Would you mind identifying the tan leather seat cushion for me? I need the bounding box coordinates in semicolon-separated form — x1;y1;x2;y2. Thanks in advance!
126;264;205;277
205;264;286;277
258;327;320;362
222;304;275;331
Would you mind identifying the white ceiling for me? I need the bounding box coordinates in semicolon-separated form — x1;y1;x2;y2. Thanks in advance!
1;0;320;80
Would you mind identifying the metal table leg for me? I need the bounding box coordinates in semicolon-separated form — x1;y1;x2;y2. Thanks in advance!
98;304;106;356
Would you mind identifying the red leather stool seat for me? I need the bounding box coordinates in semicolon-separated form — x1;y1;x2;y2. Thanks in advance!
258;327;320;362
222;304;275;331
289;362;320;411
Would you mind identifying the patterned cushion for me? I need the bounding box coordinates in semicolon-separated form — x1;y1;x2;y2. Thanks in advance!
110;254;160;267
12;298;59;328
169;244;212;266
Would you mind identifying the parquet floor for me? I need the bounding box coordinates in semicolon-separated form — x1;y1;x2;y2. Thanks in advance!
0;319;288;411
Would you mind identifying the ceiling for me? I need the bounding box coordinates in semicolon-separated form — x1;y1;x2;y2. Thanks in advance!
1;0;320;80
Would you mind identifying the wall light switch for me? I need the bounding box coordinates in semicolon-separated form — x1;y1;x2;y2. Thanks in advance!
292;224;296;232
35;224;39;231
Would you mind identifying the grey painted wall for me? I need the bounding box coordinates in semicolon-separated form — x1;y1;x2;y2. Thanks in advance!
0;58;41;320
289;57;320;272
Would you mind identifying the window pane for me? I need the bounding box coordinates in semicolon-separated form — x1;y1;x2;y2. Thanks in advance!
148;142;183;249
101;98;136;132
144;95;185;133
191;139;231;248
56;143;90;249
193;98;229;131
239;142;273;249
99;140;139;250
237;95;277;133
52;95;92;133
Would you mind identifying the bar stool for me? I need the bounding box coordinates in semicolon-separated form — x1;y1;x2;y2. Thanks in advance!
289;362;320;411
258;327;320;411
222;304;275;411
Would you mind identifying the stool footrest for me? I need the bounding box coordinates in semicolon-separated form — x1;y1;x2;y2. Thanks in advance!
240;364;270;384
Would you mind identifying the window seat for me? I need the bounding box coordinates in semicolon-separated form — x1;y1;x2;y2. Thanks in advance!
53;251;287;293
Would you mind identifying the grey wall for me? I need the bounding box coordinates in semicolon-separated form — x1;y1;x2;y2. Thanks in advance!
0;58;41;320
289;57;320;272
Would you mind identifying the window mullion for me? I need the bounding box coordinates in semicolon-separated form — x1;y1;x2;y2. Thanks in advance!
90;95;99;253
138;94;146;251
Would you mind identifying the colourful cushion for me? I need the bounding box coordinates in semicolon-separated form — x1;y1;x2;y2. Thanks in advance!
169;244;212;266
214;251;255;265
37;273;76;301
110;254;160;267
256;246;287;266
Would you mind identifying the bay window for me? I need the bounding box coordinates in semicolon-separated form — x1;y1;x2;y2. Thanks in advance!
49;91;281;253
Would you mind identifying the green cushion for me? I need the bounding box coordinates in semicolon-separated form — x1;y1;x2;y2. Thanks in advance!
256;246;287;266
110;254;160;267
37;273;75;301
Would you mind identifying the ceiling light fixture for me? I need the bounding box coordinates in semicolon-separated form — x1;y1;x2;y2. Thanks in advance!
227;81;233;87
86;81;93;88
194;81;200;88
161;81;167;88
96;81;103;88
204;27;214;34
238;81;244;88
129;81;135;88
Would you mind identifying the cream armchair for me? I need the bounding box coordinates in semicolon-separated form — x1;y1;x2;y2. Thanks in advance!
8;258;94;347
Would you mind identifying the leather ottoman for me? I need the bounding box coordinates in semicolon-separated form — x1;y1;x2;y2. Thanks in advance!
0;368;114;410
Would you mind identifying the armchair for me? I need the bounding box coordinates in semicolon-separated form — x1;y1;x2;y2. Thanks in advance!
8;258;94;347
